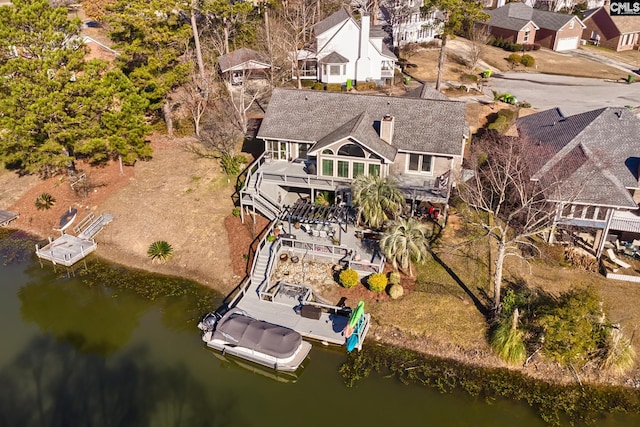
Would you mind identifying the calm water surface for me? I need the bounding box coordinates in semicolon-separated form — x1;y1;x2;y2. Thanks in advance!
0;240;638;426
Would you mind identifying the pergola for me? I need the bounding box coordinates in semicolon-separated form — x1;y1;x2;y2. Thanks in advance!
281;199;351;238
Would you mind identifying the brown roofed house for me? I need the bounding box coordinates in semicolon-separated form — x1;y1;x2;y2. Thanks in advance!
582;1;640;51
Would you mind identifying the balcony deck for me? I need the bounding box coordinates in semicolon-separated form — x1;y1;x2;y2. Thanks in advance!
256;159;449;203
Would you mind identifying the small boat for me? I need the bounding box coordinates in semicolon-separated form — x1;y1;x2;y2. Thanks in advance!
54;207;77;232
198;309;312;372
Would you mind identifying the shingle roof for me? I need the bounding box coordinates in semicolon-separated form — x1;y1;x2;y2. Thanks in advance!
319;51;349;64
517;107;640;208
257;89;467;156
403;84;449;101
530;7;578;31
313;7;351;36
606;6;640;34
217;48;269;73
310;111;398;161
484;3;579;32
483;3;537;32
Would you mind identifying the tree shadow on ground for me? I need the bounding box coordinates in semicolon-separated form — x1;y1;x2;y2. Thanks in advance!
0;334;236;427
430;251;489;319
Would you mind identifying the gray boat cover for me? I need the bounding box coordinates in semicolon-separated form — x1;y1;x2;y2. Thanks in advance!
214;312;302;359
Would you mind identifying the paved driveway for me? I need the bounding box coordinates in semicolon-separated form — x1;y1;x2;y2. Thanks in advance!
485;72;640;115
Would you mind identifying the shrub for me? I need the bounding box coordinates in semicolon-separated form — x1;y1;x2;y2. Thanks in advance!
147;241;174;263
389;271;401;285
524;43;540;51
300;79;315;87
461;73;478;83
507;53;521;64
356;81;377;91
232;207;240;217
35;193;56;210
220;155;246;176
519;102;532;108
520;54;535;67
506;43;524;52
367;272;388;292
311;82;324;90
266;234;276;243
388;284;404;299
628;74;635;84
339;268;360;289
488;109;516;133
325;83;342;92
491;317;527;365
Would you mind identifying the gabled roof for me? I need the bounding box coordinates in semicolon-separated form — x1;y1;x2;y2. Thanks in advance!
313;9;397;60
584;6;640;34
530;7;584;31
257;89;467;157
403;84;449;101
483;3;539;32
313;7;351;36
319;51;349;64
218;48;269;73
309;111;398;161
517;107;640;208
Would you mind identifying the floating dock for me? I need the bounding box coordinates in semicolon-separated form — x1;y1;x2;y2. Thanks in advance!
35;212;114;266
35;234;97;266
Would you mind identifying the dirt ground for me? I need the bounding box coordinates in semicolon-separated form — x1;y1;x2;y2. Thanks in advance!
2;136;245;293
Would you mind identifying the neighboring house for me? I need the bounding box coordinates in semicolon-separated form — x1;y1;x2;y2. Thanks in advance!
516;107;640;257
481;2;585;51
380;0;441;47
294;8;397;85
582;2;640;51
218;47;271;85
239;88;468;223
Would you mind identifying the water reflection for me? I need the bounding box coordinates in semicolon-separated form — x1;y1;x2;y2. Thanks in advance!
19;279;149;354
0;334;234;427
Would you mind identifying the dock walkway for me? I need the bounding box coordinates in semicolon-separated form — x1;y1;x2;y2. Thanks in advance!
0;210;19;227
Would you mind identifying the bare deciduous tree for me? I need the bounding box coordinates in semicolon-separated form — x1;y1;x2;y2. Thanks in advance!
467;24;491;71
457;133;565;313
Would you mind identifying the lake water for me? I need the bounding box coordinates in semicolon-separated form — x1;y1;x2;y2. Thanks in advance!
1;233;638;426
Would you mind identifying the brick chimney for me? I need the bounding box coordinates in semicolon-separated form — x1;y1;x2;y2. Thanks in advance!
380;115;394;145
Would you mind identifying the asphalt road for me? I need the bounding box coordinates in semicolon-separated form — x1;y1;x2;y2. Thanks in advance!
484;72;640;116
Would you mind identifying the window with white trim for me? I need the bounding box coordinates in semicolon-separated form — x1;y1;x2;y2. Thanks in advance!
523;29;530;43
407;153;433;173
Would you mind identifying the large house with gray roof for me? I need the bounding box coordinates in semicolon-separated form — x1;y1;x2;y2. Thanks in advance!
239;88;468;223
516;107;640;257
481;2;585;51
293;8;397;86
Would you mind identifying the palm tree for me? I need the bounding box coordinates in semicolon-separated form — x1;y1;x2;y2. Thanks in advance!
351;175;404;229
380;218;430;277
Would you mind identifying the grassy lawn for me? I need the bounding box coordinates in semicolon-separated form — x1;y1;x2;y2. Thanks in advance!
407;38;628;83
375;210;640;371
581;44;640;68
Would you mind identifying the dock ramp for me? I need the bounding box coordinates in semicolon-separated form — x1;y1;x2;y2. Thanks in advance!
77;213;114;240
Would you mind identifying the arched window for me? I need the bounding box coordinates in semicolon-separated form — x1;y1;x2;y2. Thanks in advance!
322;149;334;155
337;144;365;158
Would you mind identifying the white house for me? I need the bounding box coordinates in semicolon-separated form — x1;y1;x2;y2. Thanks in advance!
380;0;442;47
294;8;397;86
